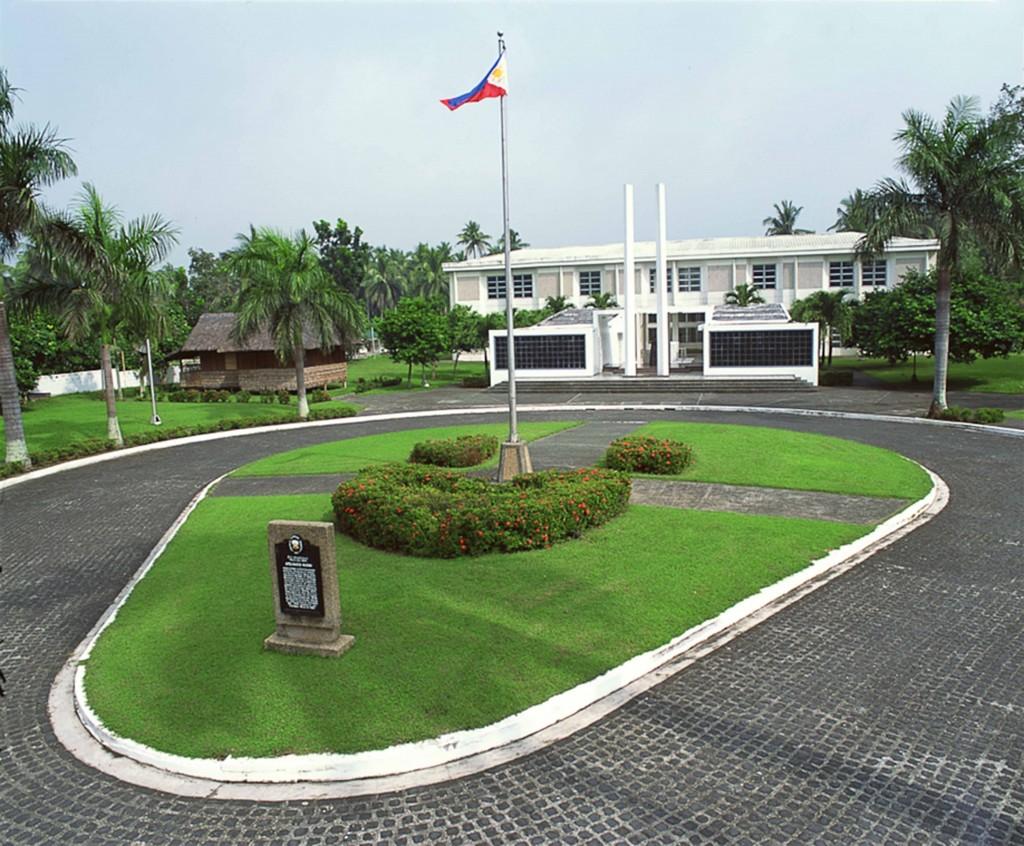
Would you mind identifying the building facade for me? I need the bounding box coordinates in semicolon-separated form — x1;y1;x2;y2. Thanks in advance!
445;232;938;385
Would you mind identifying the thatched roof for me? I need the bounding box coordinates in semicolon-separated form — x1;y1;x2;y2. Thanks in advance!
177;313;344;354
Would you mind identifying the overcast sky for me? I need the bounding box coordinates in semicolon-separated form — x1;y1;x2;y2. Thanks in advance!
2;0;1023;266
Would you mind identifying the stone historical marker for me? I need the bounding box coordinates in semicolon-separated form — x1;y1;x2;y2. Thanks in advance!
264;520;354;657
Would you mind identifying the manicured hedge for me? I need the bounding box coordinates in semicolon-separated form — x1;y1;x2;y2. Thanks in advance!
408;434;499;467
819;369;854;386
938;406;1005;424
332;463;631;558
605;435;694;474
0;404;359;480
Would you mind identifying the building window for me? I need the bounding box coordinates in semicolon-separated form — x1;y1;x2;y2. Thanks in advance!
494;334;586;370
486;273;534;299
649;267;674;293
861;260;887;286
579;270;602;297
676;313;703;345
829;261;854;288
677;266;701;292
709;329;814;367
752;264;777;289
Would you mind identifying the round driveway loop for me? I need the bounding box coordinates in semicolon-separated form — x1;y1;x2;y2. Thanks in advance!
1;407;1022;844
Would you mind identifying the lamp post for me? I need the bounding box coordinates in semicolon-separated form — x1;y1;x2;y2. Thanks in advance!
145;338;161;425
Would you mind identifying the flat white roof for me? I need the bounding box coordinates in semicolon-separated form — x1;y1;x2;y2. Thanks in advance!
444;232;938;272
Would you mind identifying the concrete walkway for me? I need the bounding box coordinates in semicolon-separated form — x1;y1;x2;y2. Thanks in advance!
1;404;1022;844
212;422;906;524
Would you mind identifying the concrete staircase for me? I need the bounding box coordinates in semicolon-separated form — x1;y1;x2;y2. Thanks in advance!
488;376;816;394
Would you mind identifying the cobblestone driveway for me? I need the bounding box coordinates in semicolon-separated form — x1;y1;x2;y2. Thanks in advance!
1;409;1021;845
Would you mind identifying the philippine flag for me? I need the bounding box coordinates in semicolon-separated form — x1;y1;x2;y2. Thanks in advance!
440;51;508;111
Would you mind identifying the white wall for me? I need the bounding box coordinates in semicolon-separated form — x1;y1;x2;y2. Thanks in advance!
34;366;181;396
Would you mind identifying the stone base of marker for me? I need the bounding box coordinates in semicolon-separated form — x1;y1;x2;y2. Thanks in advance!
264;519;354;659
497;440;533;482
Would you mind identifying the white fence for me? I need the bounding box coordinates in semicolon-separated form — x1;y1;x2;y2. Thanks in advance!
34;366;181;397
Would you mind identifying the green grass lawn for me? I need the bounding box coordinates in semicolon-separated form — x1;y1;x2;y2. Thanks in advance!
1005;409;1024;420
830;353;1024;394
232;421;579;477
340;356;487;395
3;393;321;455
614;421;932;500
84;493;868;758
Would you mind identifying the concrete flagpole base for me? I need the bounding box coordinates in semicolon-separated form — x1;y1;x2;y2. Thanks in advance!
497;441;533;482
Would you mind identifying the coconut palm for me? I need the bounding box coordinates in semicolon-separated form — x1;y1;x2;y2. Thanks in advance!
858;95;1024;416
19;184;178;446
409;242;453;305
544;295;569;313
723;283;766;306
232;227;364;419
794;289;852;366
456;220;491;259
490;229;529;254
828;189;876;233
763;200;813;236
363;246;407;316
0;69;99;465
585;292;619;309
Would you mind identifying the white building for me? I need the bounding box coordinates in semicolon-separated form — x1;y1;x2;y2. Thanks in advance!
444;231;938;386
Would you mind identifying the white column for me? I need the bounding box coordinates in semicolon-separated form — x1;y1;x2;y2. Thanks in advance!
623;184;636;377
655;183;669;376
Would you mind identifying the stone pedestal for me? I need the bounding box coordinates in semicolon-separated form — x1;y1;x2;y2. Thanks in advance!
264;520;354;658
497;440;533;482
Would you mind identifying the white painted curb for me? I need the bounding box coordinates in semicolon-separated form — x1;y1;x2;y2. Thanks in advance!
7;400;1021;493
47;406;951;798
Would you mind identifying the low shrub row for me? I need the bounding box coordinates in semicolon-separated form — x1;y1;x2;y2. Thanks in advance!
353;375;403;393
819;369;854;387
0;404;359;480
460;375;490;389
937;406;1005;424
605;435;694;474
332;463;631;558
408;434;499;467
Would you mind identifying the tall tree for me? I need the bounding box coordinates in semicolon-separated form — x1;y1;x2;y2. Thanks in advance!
312;218;370;299
723;283;766;306
792;289;852;366
0;68;91;466
490;229;529;254
19;184;178;445
457;220;492;259
362;246;407;316
232;227;363;419
828;190;876;233
410;242;453;304
858;95;1024;416
377;296;448;386
183;247;243;321
763;200;813;236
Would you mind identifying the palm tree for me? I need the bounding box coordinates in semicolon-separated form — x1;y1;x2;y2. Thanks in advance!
363;246;406;316
0;69;95;466
544;295;569;313
794;290;852;366
828;189;876;233
490;229;529;254
456;220;491;259
858;96;1024;416
724;283;766;306
585;292;618;309
763;200;814;236
410;242;453;304
232;227;363;419
19;184;178;445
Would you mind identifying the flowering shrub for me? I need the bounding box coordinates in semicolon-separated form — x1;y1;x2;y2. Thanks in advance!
605;435;693;474
408;434;499;467
332;464;631;558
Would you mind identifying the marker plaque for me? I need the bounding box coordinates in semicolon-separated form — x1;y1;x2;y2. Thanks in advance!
264;520;354;658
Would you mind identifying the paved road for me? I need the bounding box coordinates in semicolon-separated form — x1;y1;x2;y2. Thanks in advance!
1;408;1022;844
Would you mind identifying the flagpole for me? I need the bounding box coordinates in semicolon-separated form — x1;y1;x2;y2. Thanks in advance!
498;32;518;444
